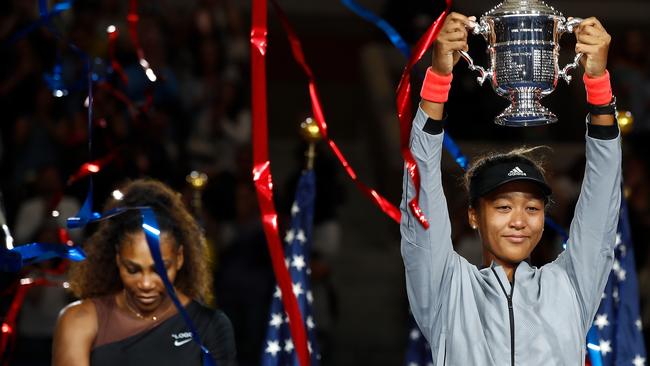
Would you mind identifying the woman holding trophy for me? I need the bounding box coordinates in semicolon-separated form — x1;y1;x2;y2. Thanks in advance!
401;10;619;366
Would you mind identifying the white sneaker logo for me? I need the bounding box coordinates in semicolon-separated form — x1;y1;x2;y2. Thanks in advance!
172;332;193;347
507;166;526;177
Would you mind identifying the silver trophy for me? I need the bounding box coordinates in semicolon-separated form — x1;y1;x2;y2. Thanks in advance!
461;0;583;126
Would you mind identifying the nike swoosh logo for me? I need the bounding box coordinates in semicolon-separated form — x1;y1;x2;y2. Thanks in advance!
174;338;192;347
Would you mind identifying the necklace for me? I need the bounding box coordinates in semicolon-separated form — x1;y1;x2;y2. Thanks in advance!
123;290;169;321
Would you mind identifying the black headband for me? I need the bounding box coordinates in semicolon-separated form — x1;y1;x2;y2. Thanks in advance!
469;160;552;204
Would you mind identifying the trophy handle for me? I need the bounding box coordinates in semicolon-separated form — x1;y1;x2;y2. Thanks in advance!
558;17;584;84
460;19;492;86
459;50;492;85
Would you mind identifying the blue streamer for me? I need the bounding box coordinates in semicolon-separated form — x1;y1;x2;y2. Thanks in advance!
0;244;85;272
5;0;73;46
0;250;23;272
0;179;85;272
339;0;411;57
43;62;68;97
11;242;85;263
7;0;90;97
586;326;604;366
140;208;216;366
442;136;468;170
67;179;96;229
544;216;569;243
68;57;97;229
339;0;469;174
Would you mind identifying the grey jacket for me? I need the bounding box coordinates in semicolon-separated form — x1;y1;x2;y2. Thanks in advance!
401;107;621;366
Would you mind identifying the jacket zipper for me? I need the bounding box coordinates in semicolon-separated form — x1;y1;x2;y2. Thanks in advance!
444;342;447;366
492;268;515;366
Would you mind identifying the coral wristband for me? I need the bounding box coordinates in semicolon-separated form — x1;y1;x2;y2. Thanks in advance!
583;70;613;106
420;67;453;103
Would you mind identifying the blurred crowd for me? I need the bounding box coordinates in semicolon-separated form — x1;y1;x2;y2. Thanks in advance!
0;0;649;365
0;1;257;364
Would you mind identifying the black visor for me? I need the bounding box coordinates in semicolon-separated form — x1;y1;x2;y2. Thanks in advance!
469;161;552;204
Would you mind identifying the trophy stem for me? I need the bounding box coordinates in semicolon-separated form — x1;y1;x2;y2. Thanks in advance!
495;87;558;127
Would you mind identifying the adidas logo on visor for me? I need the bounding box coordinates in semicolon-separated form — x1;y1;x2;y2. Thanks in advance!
507;166;527;177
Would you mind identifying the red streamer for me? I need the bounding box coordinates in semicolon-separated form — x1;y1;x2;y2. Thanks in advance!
250;0;310;365
269;0;400;224
96;82;140;119
127;0;145;63
126;0;156;113
0;278;58;365
66;153;116;186
395;1;452;229
107;25;129;86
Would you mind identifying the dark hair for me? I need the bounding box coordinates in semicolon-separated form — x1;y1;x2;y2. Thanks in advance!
464;146;552;208
69;179;213;304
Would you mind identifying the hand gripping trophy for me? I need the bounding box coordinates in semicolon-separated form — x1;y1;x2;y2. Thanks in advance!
461;0;583;126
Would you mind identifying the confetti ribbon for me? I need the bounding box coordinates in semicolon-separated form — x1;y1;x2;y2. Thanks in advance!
97;82;141;119
128;0;157;83
66;53;99;230
544;215;569;243
250;0;310;365
0;190;84;272
140;208;216;366
0;278;61;364
1;243;85;272
66;153;116;186
107;25;129;86
395;1;452;229
5;0;73;46
587;326;604;366
270;0;400;224
43;60;68;97
18;0;107;233
7;0;89;98
339;0;410;56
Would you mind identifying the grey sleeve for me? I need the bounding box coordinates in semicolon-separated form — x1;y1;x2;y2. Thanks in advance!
401;106;457;341
556;124;622;333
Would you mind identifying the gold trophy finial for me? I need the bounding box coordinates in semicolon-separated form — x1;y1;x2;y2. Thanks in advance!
617;110;634;137
300;118;322;170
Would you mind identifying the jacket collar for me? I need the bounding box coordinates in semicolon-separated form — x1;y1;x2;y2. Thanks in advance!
489;260;533;293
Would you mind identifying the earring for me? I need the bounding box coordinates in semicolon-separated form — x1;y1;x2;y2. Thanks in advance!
472;225;477;230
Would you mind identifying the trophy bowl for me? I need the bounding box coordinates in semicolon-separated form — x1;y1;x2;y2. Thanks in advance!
460;0;582;126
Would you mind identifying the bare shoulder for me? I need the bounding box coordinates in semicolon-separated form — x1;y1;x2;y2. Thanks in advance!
52;299;98;366
57;299;97;330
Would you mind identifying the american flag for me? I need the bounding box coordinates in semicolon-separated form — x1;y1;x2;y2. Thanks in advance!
403;312;433;366
261;170;320;366
589;197;647;366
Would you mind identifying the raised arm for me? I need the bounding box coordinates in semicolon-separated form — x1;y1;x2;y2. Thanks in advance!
555;17;621;332
52;300;97;366
401;12;473;340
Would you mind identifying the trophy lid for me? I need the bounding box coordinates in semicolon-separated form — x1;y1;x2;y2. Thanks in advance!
485;0;563;17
